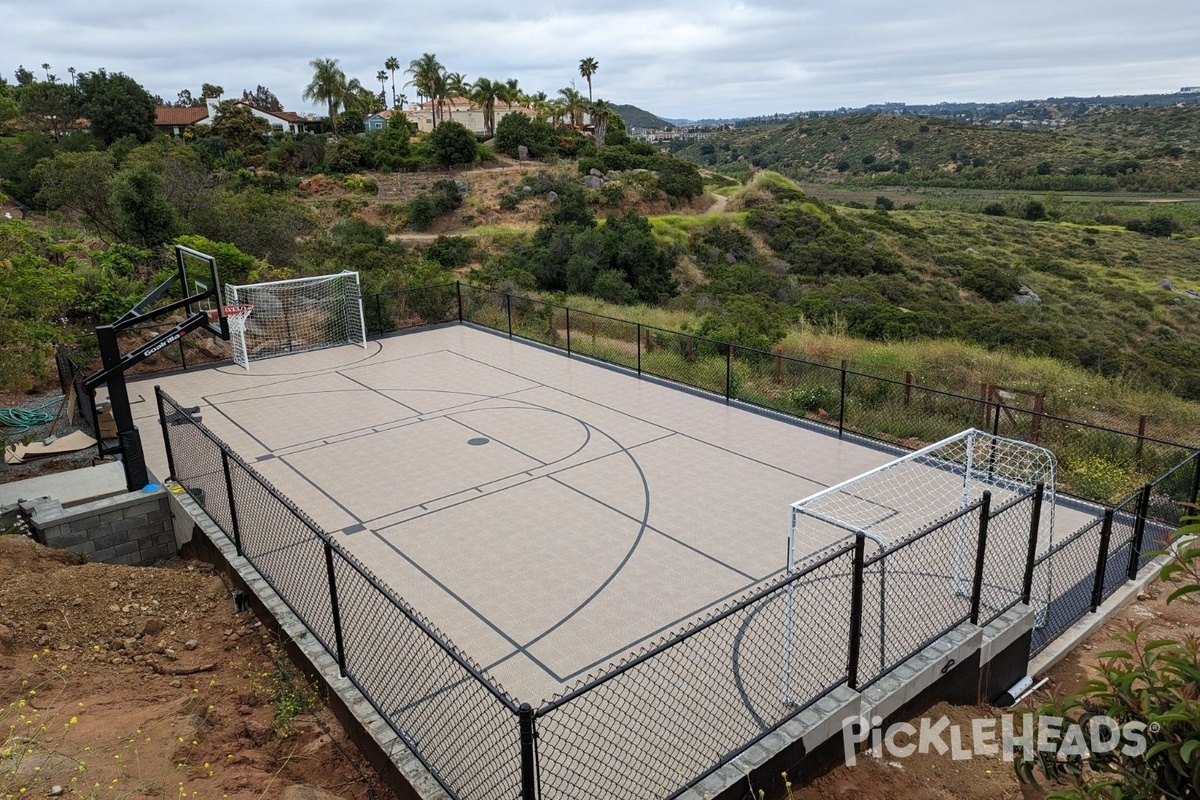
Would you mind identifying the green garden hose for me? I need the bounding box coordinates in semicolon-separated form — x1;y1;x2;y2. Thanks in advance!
0;398;62;435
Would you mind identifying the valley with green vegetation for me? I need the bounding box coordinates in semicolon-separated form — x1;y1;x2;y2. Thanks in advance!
3;64;1200;503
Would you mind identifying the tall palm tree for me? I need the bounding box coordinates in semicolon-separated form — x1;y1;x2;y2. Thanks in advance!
558;86;586;128
578;57;599;102
384;56;400;107
406;53;445;128
303;57;348;134
67;66;76;87
42;63;51;81
376;70;388;109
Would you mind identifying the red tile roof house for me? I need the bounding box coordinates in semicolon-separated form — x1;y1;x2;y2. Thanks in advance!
154;99;318;137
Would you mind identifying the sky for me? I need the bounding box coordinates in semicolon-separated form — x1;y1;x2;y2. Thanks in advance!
2;0;1199;120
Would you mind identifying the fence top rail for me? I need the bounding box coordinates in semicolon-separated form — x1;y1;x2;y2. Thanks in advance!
535;539;856;715
155;386;522;713
863;497;988;567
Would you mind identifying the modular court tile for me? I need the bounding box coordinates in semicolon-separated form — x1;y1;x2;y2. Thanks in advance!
127;324;1098;703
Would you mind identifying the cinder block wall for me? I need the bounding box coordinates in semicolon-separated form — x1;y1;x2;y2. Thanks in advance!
29;488;175;566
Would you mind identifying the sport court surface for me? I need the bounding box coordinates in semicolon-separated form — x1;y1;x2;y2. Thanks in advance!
128;324;1095;704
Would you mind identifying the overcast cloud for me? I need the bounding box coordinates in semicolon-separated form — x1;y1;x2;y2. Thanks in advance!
2;0;1198;119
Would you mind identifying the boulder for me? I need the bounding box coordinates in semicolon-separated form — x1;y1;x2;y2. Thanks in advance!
1013;286;1041;306
1157;278;1175;291
545;191;559;204
454;180;470;196
589;168;605;178
517;145;529;160
606;170;622;180
584;175;605;189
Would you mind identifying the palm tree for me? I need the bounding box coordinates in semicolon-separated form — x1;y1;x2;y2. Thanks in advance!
406;53;445;127
470;77;500;136
589;99;613;146
67;66;76;87
578;57;599;102
376;70;388;109
558;86;586;128
445;71;470;120
384;56;400;107
42;63;51;81
303;57;348;134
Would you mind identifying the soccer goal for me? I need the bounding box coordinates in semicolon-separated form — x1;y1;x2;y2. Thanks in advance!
225;272;367;369
781;429;1057;702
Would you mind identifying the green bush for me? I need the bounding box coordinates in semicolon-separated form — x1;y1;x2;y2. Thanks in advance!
961;263;1020;302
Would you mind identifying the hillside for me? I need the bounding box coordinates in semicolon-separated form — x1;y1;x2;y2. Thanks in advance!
612;103;670;130
672;107;1200;192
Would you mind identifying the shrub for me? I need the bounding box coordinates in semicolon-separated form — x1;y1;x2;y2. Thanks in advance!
961;263;1021;303
423;235;475;268
982;202;1007;217
1023;200;1048;221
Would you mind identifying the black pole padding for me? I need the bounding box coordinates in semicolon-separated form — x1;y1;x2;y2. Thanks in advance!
98;324;149;491
154;386;177;482
506;294;513;338
1021;483;1045;604
519;703;539;800
456;281;463;322
725;343;733;403
838;363;847;439
1090;509;1115;612
1190;450;1200;508
970;491;993;625
847;534;867;690
221;450;243;557
1125;484;1152;581
324;540;348;677
565;307;571;355
636;323;642;376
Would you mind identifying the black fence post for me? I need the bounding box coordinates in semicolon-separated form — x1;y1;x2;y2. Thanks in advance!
565;307;572;356
991;401;1001;439
375;294;384;335
506;294;513;338
1125;484;1153;581
154;386;176;481
725;344;733;404
456;281;463;322
519;704;538;800
323;540;348;677
1190;450;1200;508
1021;483;1045;604
636;323;642;376
221;450;244;557
970;491;993;625
847;534;867;690
838;361;848;439
1090;509;1115;612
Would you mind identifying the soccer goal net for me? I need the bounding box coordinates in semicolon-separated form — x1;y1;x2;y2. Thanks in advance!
225;272;367;369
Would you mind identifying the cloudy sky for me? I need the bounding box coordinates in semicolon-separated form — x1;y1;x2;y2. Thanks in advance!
3;0;1198;120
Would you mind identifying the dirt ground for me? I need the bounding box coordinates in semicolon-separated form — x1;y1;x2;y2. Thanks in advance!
784;577;1199;800
0;535;395;800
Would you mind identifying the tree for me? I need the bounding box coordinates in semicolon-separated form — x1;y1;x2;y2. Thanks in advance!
32;150;123;241
303;57;348;134
17;80;81;141
41;63;51;81
429;120;476;168
14;66;34;87
470;77;500;136
376;70;388;108
384;56;400;107
77;69;157;145
558;86;586;128
111;164;180;247
1023;199;1048;221
174;88;197;107
578;57;599;101
200;83;224;100
67;66;75;87
241;85;281;111
406;53;445;127
211;101;271;154
589;99;613;146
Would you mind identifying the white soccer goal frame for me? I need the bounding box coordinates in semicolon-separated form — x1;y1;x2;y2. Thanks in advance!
781;428;1057;704
225;271;368;370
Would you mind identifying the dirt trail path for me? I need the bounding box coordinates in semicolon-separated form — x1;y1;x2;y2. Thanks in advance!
705;193;729;215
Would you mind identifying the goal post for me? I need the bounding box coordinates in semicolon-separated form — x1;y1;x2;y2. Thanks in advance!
781;428;1056;703
225;271;367;370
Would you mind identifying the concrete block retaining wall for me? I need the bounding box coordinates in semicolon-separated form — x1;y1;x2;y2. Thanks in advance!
29;487;175;566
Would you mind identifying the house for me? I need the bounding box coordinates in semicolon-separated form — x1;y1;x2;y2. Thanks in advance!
363;110;392;131
403;99;531;134
153;99;318;138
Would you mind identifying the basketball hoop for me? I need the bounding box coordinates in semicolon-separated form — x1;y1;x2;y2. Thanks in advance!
207;303;254;335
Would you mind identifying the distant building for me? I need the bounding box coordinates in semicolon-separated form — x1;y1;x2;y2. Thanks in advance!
364;110;393;131
153;99;318;137
1180;86;1200;94
403;99;532;134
